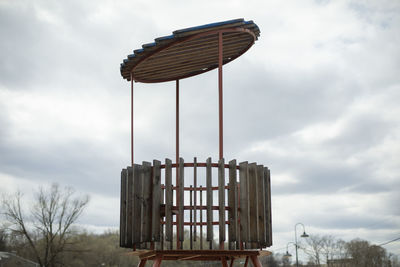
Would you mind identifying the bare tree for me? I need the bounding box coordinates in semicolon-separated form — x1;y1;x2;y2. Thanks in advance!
1;184;89;267
303;234;324;266
302;234;344;266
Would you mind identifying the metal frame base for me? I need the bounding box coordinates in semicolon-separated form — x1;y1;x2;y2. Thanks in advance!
135;250;269;267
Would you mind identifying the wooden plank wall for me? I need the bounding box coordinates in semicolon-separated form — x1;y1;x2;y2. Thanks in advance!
119;158;272;250
257;165;266;246
132;165;142;245
228;160;237;250
142;161;152;244
127;167;134;246
120;169;127;247
265;167;272;246
239;162;249;245
152;160;161;242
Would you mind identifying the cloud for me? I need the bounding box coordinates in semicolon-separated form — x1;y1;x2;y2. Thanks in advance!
1;0;399;257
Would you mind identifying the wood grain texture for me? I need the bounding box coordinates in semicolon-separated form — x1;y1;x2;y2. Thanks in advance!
248;163;259;243
142;161;152;243
132;164;142;244
165;159;173;244
265;167;272;246
120;169;127;247
228;160;237;249
257;165;266;246
155;185;164;250
152;160;161;241
239;162;249;244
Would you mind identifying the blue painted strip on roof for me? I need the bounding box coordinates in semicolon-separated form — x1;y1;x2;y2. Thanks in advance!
143;42;156;48
173;18;244;34
134;48;144;54
128;54;135;59
155;34;174;42
123;59;129;64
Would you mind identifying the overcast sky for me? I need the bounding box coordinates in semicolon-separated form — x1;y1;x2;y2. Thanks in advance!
1;0;399;261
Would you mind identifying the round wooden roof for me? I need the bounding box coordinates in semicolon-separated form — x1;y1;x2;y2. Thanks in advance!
120;19;260;83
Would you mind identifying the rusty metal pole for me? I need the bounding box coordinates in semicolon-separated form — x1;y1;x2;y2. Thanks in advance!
218;32;223;160
131;73;134;166
218;32;225;250
176;79;180;249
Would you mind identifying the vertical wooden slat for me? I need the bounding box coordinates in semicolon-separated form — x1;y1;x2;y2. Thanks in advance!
218;158;226;247
200;185;203;250
165;159;173;247
193;157;197;242
155;184;164;250
228;160;237;250
239;162;249;245
248;163;259;243
142;161;152;243
120;168;127;247
265;167;272;246
132;164;142;244
206;157;213;249
178;157;184;245
160;187;164;250
190;185;193;250
152;160;161;242
127;167;134;247
236;180;241;250
257;165;266;246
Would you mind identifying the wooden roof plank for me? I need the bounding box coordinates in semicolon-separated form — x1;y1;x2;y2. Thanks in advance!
120;18;260;83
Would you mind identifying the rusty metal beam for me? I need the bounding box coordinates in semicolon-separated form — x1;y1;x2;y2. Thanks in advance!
130;73;134;166
176;79;180;249
218;32;223;160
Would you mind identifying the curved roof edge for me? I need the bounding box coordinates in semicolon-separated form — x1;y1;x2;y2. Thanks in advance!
120;18;260;82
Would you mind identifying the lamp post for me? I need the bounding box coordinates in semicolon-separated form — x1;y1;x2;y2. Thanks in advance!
294;223;309;267
285;242;295;257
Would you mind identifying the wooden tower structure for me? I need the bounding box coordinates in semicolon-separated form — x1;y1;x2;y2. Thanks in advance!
119;19;272;266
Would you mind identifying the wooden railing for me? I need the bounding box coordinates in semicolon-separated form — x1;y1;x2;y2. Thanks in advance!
120;157;272;251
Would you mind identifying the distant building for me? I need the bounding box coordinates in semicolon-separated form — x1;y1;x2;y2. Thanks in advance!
0;252;39;267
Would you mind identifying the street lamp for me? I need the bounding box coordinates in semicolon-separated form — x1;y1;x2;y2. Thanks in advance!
284;242;295;257
294;223;309;267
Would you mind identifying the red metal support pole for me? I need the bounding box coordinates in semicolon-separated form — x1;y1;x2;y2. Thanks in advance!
229;258;235;267
137;259;147;267
176;80;180;172
131;73;134;166
153;255;163;267
176;79;180;249
250;255;262;267
221;257;228;267
244;256;249;267
218;32;223;160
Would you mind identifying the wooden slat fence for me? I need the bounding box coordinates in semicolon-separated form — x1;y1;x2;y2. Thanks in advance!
120;157;272;250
